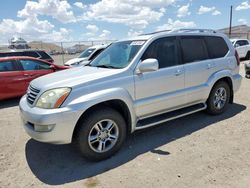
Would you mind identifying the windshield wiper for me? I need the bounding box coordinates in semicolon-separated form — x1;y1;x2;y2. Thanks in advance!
94;65;120;69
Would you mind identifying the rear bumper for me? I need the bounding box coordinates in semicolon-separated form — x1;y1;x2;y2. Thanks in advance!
232;74;242;93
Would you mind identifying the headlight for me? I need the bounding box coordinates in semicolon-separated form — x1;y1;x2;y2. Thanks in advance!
36;88;71;109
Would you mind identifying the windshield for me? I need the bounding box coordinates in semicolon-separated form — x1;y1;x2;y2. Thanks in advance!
89;40;145;69
79;48;95;58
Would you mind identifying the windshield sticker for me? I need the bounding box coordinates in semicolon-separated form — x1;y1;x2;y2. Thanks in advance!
130;41;145;46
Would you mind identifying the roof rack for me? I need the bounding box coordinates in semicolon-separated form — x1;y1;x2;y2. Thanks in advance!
141;28;217;36
140;30;172;36
172;28;217;33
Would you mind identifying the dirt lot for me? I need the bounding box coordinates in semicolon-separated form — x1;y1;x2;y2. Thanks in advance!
0;62;249;188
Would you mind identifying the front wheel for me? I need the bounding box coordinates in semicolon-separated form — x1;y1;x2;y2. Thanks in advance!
206;81;230;115
75;107;127;161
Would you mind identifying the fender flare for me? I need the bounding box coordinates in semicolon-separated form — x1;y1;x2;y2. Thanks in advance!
68;87;137;133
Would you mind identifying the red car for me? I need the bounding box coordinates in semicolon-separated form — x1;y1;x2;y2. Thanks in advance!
0;56;68;100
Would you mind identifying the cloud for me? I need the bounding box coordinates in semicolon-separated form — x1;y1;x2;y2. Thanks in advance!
0;17;71;43
86;29;112;41
128;29;143;37
86;24;99;33
177;4;191;18
18;0;76;23
0;17;54;35
99;30;111;39
238;18;248;25
212;10;221;15
80;0;176;29
198;5;221;16
40;28;71;42
74;2;86;9
236;1;250;11
156;19;196;31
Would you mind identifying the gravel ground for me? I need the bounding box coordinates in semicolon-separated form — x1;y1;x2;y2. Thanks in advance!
0;62;249;188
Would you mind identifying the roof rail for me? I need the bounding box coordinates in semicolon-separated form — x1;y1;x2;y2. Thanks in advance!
141;28;217;36
171;28;217;33
140;30;172;36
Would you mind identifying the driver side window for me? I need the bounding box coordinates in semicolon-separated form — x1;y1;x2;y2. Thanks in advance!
141;37;179;69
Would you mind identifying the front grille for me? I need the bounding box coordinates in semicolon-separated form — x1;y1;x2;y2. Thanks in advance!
27;85;40;105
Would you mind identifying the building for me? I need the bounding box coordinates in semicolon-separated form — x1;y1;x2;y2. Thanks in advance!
218;25;250;39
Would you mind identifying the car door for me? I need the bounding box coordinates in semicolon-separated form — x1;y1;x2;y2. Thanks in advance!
0;60;26;100
134;37;185;118
180;36;214;104
18;59;54;88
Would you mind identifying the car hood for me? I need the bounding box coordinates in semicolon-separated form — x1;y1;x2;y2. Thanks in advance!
64;58;87;65
31;66;123;90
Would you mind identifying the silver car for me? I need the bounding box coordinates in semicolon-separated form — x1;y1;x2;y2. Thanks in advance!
19;29;242;161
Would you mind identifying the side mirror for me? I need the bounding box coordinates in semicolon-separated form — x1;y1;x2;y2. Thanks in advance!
136;58;159;74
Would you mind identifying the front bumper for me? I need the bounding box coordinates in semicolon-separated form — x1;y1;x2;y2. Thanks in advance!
19;96;82;144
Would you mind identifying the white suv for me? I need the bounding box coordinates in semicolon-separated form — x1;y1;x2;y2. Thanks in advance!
19;29;242;161
231;39;250;59
64;45;107;67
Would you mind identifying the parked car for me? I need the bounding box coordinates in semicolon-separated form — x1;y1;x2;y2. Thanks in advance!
8;37;30;49
245;63;250;78
0;56;68;100
0;49;54;63
19;29;242;161
231;39;250;59
64;45;108;67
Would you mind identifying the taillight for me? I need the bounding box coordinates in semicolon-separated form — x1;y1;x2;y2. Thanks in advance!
235;50;240;66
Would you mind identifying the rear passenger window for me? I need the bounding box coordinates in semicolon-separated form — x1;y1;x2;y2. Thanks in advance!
205;36;229;59
38;51;52;59
180;36;208;63
0;61;15;72
23;51;40;58
142;37;179;69
236;40;249;46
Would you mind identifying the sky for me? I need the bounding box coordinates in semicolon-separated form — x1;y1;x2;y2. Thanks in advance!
0;0;250;44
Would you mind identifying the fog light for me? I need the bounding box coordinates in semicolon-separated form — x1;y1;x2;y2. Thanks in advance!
34;124;55;132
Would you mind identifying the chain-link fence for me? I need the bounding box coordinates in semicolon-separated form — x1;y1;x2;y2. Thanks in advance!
0;40;116;65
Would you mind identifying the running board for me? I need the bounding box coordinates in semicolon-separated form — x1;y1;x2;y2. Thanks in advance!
135;103;207;130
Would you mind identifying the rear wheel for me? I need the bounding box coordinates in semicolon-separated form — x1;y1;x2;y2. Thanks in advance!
246;51;250;60
75;107;127;161
206;81;230;115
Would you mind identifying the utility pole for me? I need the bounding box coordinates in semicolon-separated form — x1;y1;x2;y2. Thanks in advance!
229;5;233;38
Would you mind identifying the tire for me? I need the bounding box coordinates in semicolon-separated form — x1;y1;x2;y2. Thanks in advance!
75;107;127;161
245;51;250;60
206;81;230;115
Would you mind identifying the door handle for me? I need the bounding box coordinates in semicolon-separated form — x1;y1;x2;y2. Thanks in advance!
175;69;183;76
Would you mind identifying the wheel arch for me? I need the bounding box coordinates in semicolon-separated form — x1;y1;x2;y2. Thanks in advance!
72;99;133;141
208;76;234;104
